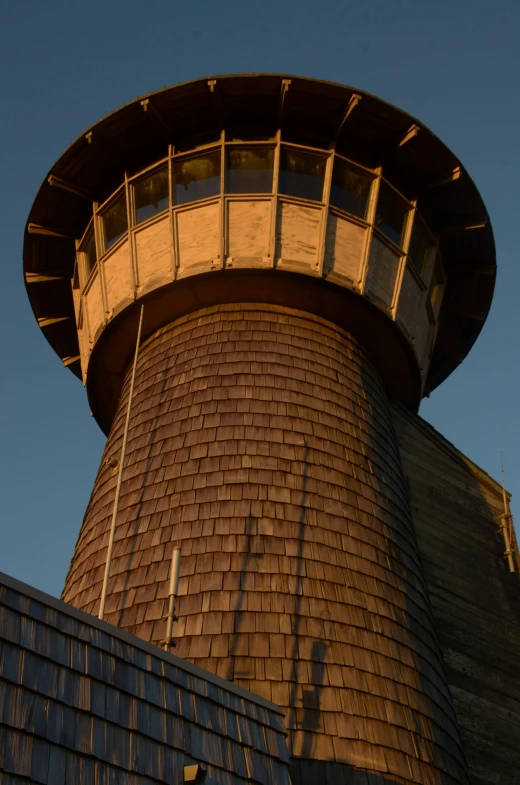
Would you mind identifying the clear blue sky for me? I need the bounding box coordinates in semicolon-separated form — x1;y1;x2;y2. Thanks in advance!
1;0;519;597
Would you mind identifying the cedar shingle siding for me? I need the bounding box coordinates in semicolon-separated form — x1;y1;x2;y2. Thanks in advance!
393;407;520;785
63;305;470;784
0;572;291;784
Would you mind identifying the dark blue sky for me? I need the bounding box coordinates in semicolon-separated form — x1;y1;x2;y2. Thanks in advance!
1;0;519;597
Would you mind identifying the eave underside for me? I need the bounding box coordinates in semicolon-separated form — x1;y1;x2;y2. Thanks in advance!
23;74;496;396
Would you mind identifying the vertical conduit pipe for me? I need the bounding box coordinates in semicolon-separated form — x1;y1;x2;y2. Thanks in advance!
500;453;516;574
98;304;145;619
163;547;181;649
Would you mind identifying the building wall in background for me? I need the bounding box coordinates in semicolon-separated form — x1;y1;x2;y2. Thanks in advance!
393;406;520;785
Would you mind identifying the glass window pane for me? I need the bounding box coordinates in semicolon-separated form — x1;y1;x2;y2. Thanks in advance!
83;229;97;278
408;217;434;278
330;158;372;218
174;151;221;205
226;148;274;193
134;167;169;224
375;182;408;247
102;191;128;250
279;148;326;201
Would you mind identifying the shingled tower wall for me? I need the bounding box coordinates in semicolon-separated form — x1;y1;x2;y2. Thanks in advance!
63;305;469;783
24;75;500;784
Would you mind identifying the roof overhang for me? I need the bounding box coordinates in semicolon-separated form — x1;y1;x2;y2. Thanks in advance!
23;73;496;398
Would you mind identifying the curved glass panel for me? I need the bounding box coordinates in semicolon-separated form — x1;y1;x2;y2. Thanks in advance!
375;182;408;247
330;159;372;219
134;167;169;225
226;147;274;193
330;158;374;219
102;191;128;251
174;151;221;205
82;228;97;278
279;148;326;201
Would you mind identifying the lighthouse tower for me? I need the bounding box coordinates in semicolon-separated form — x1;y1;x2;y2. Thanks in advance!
24;75;502;785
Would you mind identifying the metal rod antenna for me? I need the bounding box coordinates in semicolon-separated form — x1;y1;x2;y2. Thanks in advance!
163;547;181;650
99;305;145;619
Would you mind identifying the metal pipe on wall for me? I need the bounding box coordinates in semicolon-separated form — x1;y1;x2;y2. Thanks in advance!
98;305;145;620
163;547;181;650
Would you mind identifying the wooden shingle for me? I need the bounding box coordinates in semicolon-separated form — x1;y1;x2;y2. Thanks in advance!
57;305;478;785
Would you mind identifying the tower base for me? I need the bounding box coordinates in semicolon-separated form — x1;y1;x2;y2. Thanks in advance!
64;304;469;784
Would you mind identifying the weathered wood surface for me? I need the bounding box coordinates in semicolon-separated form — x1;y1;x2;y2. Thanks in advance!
83;269;104;345
275;202;322;270
74;188;437;394
226;199;271;261
365;237;400;311
103;239;133;317
176;202;219;274
135;215;172;293
63;305;469;785
396;267;432;371
397;267;422;340
0;571;290;785
76;307;89;383
324;213;366;285
392;405;520;785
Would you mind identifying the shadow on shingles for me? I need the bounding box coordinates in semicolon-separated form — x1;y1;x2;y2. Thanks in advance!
114;372;170;629
300;639;330;760
289;759;408;785
286;442;310;729
228;443;310;684
227;514;258;680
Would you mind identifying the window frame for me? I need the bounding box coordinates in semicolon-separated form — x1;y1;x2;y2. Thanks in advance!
97;183;129;255
171;145;222;208
373;178;412;251
224;144;276;195
81;137;444;314
77;216;97;287
278;143;329;204
329;153;376;222
130;162;170;228
407;211;438;285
